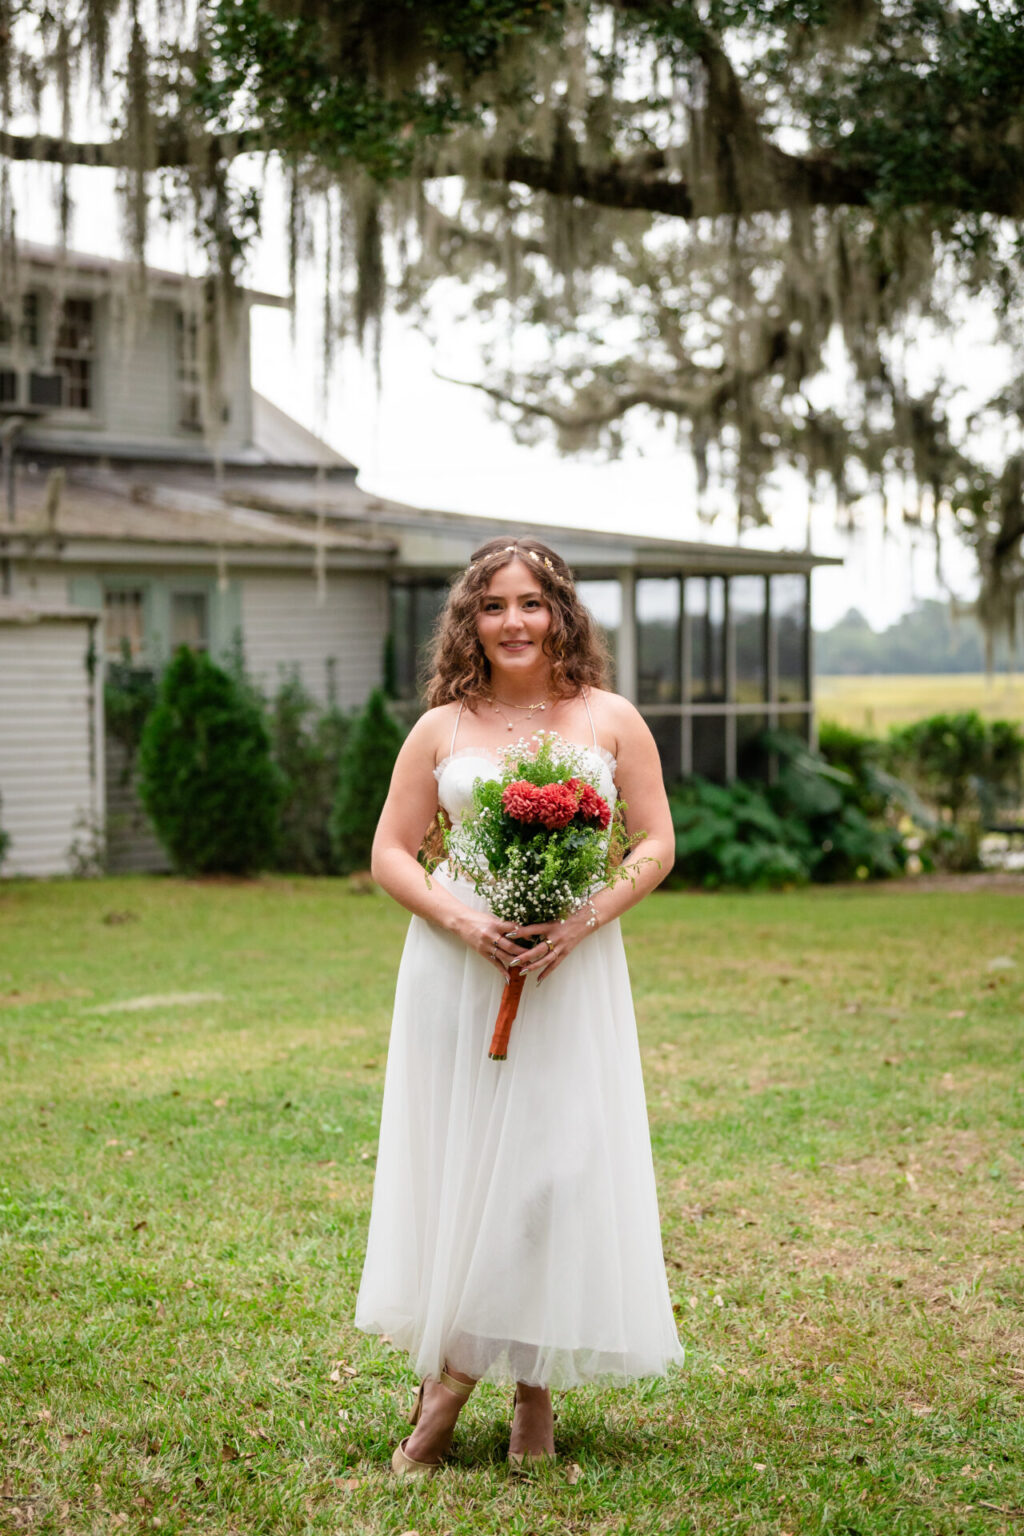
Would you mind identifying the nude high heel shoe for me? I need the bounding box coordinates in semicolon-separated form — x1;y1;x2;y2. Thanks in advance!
391;1369;475;1478
507;1387;557;1471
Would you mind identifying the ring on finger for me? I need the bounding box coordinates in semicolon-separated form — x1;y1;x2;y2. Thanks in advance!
544;939;555;955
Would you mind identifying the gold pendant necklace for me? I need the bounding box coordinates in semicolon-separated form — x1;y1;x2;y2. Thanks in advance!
488;694;553;732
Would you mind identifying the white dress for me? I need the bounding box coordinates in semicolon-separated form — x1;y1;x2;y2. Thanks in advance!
354;706;684;1389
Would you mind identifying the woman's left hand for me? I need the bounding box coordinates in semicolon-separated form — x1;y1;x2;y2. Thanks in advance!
508;908;597;983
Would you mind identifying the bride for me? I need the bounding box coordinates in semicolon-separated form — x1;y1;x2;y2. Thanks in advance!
356;535;682;1474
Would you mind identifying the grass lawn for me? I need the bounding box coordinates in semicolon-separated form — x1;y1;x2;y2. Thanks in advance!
815;673;1024;734
1;876;1023;1536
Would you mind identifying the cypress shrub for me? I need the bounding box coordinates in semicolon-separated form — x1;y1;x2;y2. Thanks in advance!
330;688;404;874
139;647;283;875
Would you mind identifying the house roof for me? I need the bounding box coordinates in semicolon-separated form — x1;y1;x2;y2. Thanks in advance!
252;394;355;471
0;466;394;560
0;597;99;625
17;241;288;309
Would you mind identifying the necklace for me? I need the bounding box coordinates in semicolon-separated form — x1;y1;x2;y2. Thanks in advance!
488;693;553;732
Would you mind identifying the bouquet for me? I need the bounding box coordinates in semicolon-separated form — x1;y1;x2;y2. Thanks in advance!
439;733;638;1060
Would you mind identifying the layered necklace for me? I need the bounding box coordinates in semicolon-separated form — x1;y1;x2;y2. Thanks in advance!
488;692;554;732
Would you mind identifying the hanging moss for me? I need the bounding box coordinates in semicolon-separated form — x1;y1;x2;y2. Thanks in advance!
4;0;1024;636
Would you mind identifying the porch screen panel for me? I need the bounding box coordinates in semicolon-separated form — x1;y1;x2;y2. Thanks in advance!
691;714;727;782
636;576;680;704
732;575;767;702
646;714;683;785
773;574;809;702
687;576;725;702
577;579;621;688
736;713;769;779
779;711;810;744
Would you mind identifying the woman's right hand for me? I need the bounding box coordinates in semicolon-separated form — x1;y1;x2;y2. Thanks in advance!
456;912;525;981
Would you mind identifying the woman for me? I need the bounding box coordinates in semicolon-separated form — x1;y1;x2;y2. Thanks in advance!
356;535;683;1475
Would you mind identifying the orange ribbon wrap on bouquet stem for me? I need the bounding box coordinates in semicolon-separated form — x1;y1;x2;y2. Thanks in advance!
488;967;527;1061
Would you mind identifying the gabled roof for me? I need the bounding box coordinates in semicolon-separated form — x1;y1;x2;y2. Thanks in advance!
252;393;355;471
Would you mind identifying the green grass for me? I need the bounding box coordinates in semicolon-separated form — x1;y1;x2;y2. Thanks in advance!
815;673;1024;733
1;875;1023;1535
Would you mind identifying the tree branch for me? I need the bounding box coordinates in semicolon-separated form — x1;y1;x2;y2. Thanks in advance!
4;123;1021;219
0;124;266;170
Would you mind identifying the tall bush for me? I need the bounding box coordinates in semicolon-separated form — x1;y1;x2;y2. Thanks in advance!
269;673;351;874
330;688;404;875
885;711;1024;869
139;647;283;875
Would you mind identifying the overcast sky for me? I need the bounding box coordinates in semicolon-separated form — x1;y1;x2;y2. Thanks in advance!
13;158;985;632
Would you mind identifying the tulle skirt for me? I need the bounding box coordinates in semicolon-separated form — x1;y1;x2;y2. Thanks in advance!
354;868;684;1388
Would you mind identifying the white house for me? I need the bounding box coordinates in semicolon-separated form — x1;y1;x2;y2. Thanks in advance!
0;243;838;876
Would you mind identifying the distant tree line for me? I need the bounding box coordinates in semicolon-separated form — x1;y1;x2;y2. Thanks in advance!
815;601;1023;676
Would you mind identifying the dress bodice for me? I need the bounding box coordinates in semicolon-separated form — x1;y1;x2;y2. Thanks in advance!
434;738;617;824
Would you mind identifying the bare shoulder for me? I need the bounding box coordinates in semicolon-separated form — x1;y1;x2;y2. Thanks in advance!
401;701;462;767
585;687;648;746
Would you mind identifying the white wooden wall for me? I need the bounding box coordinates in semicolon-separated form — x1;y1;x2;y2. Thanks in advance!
0;619;103;877
241;570;389;708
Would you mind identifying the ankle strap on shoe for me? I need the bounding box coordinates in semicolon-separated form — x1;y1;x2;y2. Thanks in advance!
439;1368;475;1400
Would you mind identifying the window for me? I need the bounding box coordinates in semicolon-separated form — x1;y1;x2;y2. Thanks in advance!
104;589;145;661
0;292;39;349
54;298;94;410
389;580;448;698
176;310;202;431
171;591;209;652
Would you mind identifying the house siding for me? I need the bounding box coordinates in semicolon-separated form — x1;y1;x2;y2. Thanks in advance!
241;571;388;707
0;619;102;877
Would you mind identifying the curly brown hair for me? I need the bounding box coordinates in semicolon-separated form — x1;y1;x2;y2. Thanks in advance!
425;536;609;707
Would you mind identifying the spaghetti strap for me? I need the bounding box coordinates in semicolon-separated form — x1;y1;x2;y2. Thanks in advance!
449;701;465;757
582;689;598;750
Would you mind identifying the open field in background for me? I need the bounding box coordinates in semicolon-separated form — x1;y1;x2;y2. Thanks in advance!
815;673;1024;734
1;876;1023;1535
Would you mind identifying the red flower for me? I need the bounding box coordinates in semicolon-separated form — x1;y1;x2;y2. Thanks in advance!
502;780;543;822
535;782;579;830
577;782;611;829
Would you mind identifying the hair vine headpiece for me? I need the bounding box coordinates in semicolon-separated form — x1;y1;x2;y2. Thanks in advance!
463;540;571;585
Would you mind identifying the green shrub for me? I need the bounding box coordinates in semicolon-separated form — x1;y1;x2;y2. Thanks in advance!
139;648;283;875
669;777;812;890
667;728;911;890
886;711;990;823
766;729;908;883
330;688;404;875
885;711;1024;870
269;673;351;874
